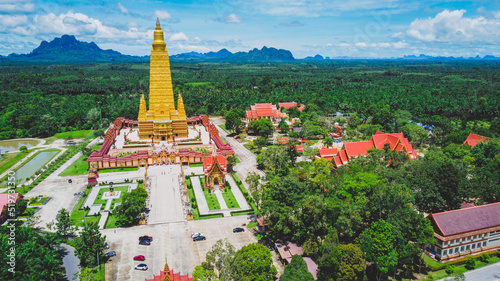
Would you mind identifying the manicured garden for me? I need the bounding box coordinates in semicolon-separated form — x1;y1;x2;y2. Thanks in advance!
54;130;94;139
221;188;240;209
201;177;221;210
424;252;500;280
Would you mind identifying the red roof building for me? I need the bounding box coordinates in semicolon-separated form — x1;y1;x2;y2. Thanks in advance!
317;147;338;161
426;202;500;261
246;103;287;121
203;153;227;190
145;263;193;281
463;133;489;148
279;102;305;112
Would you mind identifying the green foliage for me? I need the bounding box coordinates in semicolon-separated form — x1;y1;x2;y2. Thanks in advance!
445;265;455;274
249;118;274;137
323;136;333;148
230;243;277;281
465;257;475;269
205;239;235;281
225;109;244;134
480;253;490;262
19;145;28;152
302;238;319;257
15;198;28;217
0;226;65;280
55;208;72;237
280;254;314;281
74;222;106;268
279;119;289;134
192;264;219;281
114;187;147;227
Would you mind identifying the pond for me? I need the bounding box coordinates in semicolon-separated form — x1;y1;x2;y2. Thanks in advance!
0;139;40;153
12;150;58;185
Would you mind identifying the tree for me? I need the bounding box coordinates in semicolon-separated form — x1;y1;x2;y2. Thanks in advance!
114;187;147;227
231;243;277;281
356;220;398;280
253;118;274;137
55;208;72;237
323;137;333;148
279;119;289;134
226;155;237;172
280;254;314;281
335;244;365;281
400;123;427;147
15;198;28;217
302;238;319;257
74;222;106;267
225;109;243;134
205;239;235;281
86;107;100;127
258;146;290;176
465;257;475;269
287;106;301;119
19;145;28;152
193;264;219;281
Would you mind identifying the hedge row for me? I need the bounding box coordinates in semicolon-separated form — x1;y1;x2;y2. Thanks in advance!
427;248;500;271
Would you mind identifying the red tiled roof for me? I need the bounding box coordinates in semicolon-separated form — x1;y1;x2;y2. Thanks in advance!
246;103;285;119
427;202;500;236
203;155;227;171
463;133;489;148
296;145;303;153
275;240;304;260
303;257;318;280
333;156;342;167
279;102;305;112
344;141;374;158
318;147;338;161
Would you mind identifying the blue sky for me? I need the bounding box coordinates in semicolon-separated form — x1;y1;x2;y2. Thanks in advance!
0;0;499;58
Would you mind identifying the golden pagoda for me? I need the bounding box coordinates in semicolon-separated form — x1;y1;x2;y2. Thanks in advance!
138;19;188;141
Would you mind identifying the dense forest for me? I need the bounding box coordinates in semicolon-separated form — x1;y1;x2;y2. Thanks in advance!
0;60;499;140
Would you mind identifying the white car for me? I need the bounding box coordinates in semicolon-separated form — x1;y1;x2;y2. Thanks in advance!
135;263;148;271
191;233;204;238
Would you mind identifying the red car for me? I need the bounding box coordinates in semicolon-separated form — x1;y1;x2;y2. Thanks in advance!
134;255;145;261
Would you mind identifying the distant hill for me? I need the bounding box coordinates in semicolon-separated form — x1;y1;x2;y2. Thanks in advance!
170;46;294;61
3;35;148;63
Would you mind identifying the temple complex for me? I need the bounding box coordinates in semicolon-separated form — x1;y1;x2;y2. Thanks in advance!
138;19;188;141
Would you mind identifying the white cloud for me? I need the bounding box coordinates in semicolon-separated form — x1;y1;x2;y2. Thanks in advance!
169;32;188;41
391;32;403;38
225;13;242;23
176;44;211;53
117;3;129;14
340;41;407;49
0;1;34;13
30;11;148;40
0;14;27;27
154;10;171;20
407;9;500;42
393;41;407;48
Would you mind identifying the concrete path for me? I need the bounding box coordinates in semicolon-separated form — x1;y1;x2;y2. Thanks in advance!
191;176;209;215
98;212;109;229
60;243;80;281
214;189;228;209
225;175;250;210
147;165;185;224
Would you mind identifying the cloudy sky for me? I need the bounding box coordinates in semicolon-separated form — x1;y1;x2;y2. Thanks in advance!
0;0;499;58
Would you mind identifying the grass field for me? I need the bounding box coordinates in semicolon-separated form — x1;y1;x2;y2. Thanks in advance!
59;154;89;176
427;256;500;279
99;167;138;173
190;163;203;167
91;143;103;151
54;130;93;139
69;189;100;227
222;188;240;209
105;214;118;229
0;151;27;175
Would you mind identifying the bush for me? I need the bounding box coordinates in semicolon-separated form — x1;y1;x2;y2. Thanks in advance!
445;265;455;274
480;253;490;262
465;258;475;269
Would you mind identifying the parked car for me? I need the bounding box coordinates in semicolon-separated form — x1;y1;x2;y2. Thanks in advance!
139;235;153;241
233;227;245;233
191;233;203;238
68;179;72;183
133;255;145;261
139;240;151;246
193;235;206;241
135;263;148;271
104;251;116;258
144;208;150;213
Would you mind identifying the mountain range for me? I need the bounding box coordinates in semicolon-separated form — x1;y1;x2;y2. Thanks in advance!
1;35;498;63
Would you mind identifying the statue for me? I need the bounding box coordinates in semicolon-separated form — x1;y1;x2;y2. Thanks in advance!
329;122;343;139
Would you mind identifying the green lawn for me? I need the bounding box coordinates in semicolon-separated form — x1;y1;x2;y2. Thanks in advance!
99;166;138;173
53;130;94;139
220;136;227;145
200;177;221;210
247;221;258;228
69;189;100;227
43;137;57;145
221;189;240;209
425;255;500;280
29;196;50;206
59;154;89;176
105;214;118;229
190;163;203;167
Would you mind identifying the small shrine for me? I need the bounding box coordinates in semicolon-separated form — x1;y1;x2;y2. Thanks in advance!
203;151;227;190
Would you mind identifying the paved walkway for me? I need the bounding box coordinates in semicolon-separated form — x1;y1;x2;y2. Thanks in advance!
225;175;250;210
147;165;185;224
191;176;209;215
214;189;228;209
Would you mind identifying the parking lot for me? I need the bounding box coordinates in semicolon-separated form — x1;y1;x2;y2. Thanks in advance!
103;215;257;280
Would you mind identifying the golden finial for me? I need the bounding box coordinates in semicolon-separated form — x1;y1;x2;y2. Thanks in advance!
156;18;161;30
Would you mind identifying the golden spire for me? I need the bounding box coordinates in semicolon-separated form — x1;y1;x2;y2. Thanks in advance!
138;93;147;121
152;18;166;51
177;92;186;120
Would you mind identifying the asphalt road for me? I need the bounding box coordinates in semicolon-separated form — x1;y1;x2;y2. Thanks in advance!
439;262;500;281
60;243;80;281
